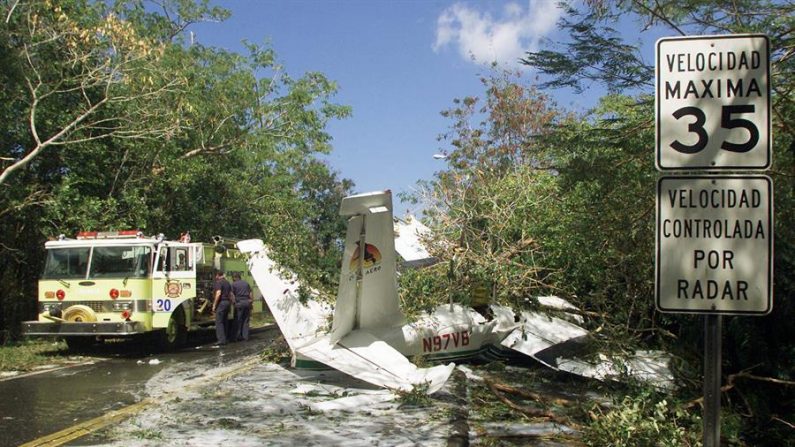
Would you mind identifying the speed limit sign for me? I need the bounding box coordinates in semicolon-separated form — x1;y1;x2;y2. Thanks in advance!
656;34;770;171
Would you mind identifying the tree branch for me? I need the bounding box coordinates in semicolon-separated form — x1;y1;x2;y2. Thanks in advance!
5;0;20;23
485;377;574;426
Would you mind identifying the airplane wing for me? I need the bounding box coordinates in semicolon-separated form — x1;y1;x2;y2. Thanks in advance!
556;350;675;390
297;329;455;394
502;309;675;388
238;239;332;353
500;311;590;368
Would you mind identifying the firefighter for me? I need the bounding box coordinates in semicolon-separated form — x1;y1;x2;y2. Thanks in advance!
231;272;253;341
212;270;233;345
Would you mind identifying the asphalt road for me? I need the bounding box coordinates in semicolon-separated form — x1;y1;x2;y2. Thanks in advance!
0;326;279;447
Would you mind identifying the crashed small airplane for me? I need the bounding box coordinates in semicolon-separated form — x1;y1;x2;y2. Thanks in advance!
238;190;672;394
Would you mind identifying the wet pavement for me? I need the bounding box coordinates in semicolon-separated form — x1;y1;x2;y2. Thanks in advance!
0;326;279;447
3;327;596;446
74;362;588;446
78;363;463;446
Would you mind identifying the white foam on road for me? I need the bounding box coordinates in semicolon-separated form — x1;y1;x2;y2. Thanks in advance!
93;361;458;446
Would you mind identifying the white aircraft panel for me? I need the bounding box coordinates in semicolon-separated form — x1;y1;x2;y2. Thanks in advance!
394;216;433;263
241;241;332;351
297;330;455;394
501;312;589;367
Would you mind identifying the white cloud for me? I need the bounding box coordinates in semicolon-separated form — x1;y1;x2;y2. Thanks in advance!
433;1;562;66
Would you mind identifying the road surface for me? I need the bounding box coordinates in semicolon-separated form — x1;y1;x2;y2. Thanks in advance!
1;326;279;447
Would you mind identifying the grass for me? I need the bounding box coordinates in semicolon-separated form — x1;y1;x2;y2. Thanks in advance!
0;339;81;372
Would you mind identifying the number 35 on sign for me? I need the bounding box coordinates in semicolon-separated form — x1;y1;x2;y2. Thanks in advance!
656;34;770;171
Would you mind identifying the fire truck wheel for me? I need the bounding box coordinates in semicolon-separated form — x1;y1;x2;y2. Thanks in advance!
64;336;96;351
157;306;187;351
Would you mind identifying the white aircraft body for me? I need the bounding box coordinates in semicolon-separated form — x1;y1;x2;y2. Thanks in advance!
238;190;672;394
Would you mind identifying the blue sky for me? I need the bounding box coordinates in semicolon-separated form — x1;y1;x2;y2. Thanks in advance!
191;1;605;216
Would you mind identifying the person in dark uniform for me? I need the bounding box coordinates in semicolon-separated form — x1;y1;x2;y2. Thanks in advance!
231;272;253;341
212;270;233;345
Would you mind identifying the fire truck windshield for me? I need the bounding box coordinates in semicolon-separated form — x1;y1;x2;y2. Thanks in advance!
42;246;152;280
42;247;89;279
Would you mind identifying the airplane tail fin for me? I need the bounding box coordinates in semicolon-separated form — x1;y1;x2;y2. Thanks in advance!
331;190;405;342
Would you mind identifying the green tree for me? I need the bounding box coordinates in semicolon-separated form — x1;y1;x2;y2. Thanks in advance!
0;0;352;341
520;1;794;443
409;1;793;443
405;71;567;311
410;72;658;338
0;0;185;186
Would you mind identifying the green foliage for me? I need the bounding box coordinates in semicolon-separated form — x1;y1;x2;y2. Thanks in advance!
520;2;795;444
408;353;429;368
535;95;659;342
394;382;433;407
408;72;568;313
258;326;290;365
0;0;186;186
409;73;661;341
583;390;701;447
521;3;652;94
0;0;352;341
406;1;795;443
397;264;451;320
130;427;164;441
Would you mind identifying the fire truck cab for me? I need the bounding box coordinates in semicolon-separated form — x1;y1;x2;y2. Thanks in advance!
23;230;263;350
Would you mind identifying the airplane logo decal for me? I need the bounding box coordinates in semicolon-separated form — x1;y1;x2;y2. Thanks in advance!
350;242;382;270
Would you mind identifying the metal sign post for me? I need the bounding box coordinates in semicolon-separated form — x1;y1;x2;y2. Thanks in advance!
655;34;772;447
704;315;722;447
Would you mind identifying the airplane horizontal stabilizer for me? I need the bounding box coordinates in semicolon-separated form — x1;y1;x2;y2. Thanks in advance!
394;216;437;268
297;330;455;394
